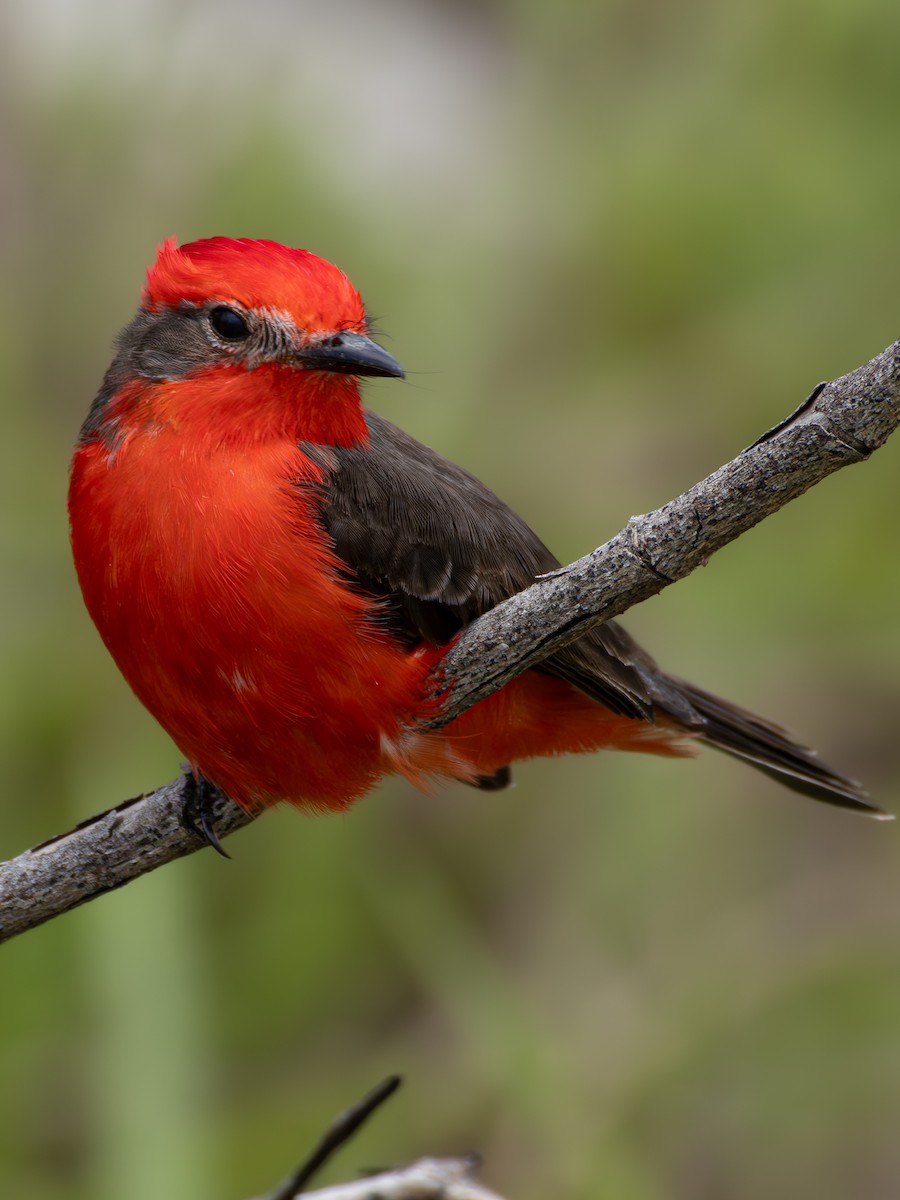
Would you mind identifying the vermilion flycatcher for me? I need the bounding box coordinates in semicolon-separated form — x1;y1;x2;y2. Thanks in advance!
68;238;884;838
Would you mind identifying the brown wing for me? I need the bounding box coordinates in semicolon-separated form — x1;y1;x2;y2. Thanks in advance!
307;410;666;721
302;410;883;817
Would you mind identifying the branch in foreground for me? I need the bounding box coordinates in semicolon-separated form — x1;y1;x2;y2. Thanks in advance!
248;1075;507;1200
1;338;898;942
268;1157;507;1200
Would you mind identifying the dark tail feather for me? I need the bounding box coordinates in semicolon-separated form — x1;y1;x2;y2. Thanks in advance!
665;677;891;819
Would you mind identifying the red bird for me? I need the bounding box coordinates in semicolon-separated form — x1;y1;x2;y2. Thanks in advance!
68;237;884;840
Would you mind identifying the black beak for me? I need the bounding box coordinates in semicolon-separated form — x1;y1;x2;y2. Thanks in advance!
296;331;405;379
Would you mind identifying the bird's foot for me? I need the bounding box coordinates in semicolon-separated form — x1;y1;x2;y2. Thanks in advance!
181;769;232;859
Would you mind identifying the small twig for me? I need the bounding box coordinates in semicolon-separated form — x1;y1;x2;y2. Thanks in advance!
266;1076;403;1200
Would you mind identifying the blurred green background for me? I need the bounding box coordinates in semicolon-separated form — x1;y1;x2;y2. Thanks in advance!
2;2;900;1197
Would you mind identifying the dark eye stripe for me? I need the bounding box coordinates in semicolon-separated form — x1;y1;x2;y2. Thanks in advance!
210;306;250;341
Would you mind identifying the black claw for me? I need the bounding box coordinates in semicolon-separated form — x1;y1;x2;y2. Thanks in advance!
181;772;232;859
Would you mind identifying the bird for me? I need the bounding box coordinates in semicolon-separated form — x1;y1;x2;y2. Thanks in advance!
68;236;886;843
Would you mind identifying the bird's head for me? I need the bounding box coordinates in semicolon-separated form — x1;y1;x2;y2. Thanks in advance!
81;237;404;449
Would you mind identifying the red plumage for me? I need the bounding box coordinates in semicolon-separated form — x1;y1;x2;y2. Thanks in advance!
68;238;881;819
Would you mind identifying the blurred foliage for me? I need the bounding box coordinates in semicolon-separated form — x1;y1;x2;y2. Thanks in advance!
1;1;900;1198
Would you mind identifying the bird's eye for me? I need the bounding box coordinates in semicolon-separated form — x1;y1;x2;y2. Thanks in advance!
209;306;250;341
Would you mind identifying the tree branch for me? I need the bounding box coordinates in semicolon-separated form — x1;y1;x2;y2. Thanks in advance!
2;338;898;943
0;779;251;941
427;346;899;720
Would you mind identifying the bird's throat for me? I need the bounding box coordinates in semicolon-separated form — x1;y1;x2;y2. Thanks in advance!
108;364;371;452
